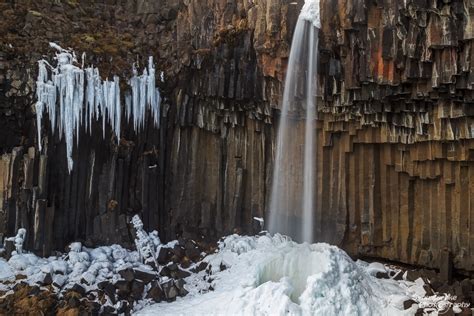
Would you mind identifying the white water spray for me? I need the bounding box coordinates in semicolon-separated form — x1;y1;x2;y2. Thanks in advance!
268;0;320;243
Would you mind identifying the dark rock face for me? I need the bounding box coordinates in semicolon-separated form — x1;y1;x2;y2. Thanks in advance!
0;0;474;274
0;0;288;253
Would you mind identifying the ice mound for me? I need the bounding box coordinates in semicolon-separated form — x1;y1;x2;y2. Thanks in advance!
138;234;403;316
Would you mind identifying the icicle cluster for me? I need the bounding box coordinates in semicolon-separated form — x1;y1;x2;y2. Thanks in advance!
35;43;161;173
126;56;161;131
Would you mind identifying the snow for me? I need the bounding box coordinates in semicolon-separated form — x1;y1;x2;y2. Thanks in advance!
0;228;466;315
35;43;162;173
131;215;160;266
0;259;14;282
5;228;26;255
300;0;321;29
137;234;452;316
3;240;151;297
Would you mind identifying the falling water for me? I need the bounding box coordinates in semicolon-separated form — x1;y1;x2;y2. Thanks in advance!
267;0;320;243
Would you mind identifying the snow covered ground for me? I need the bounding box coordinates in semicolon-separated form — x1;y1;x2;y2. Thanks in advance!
0;231;466;315
137;234;459;316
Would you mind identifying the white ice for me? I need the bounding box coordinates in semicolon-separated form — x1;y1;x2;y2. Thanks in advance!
35;43;162;173
137;234;443;316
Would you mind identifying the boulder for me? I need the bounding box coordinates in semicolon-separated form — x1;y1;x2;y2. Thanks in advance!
172;245;185;258
98;281;116;303
118;268;135;282
114;280;131;298
133;269;156;284
405;270;422;282
403;299;417;310
157;248;171;265
171;269;191;279
161;280;178;301
70;284;86;297
39;273;53;286
375;272;389;279
146;281;164;302
159;266;171;277
184;240;201;261
131;280;145;300
175;279;188;296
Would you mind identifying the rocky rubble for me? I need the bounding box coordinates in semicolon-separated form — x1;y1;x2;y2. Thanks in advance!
373;265;474;315
0;230;216;315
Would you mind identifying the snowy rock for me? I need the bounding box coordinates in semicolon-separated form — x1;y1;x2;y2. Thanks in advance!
70;283;86;296
0;259;15;282
8;253;39;271
134;268;156;284
52;274;67;288
161;279;178;301
39;273;53;286
5;228;27;255
98;281;116;303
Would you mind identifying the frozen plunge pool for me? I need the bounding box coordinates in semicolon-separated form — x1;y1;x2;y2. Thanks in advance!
137;234;431;315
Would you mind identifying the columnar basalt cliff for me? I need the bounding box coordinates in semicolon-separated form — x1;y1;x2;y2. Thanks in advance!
0;0;473;273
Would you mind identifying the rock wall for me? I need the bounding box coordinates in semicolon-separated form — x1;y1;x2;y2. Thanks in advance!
0;0;295;252
1;0;474;273
315;0;474;274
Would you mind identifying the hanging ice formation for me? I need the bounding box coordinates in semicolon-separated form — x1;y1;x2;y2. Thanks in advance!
126;56;161;131
35;43;162;173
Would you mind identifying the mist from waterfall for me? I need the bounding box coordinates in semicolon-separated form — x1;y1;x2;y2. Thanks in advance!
267;1;320;243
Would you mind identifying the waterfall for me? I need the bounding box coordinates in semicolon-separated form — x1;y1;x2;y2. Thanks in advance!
267;0;320;243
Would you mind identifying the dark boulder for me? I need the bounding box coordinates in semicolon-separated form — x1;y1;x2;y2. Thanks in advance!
146;281;164;302
118;268;135;282
134;269;156;284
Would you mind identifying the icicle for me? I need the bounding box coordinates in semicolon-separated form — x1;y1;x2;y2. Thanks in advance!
126;57;162;131
114;76;121;141
147;56;156;114
125;91;132;123
85;67;95;134
139;69;147;130
35;59;56;151
35;101;44;151
102;80;108;139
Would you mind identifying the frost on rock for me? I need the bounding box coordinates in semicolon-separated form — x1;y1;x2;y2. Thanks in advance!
35;43;161;173
5;228;27;255
131;215;160;267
